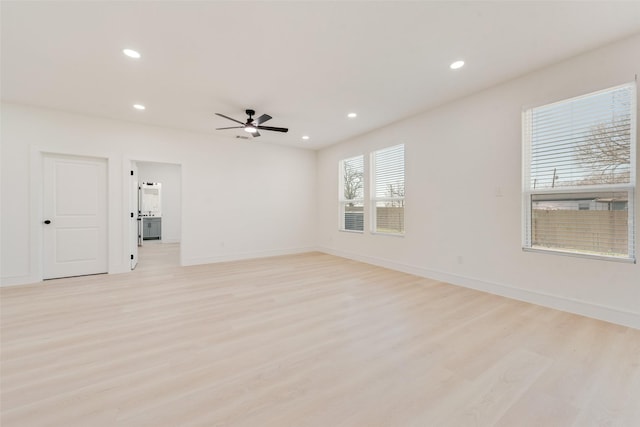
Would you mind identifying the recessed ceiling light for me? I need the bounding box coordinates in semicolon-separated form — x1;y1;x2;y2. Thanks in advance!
347;112;357;118
302;135;310;140
133;104;146;110
123;48;141;59
450;60;465;70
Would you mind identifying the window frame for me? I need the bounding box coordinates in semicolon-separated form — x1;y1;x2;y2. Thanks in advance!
339;155;365;233
371;144;405;236
522;82;636;263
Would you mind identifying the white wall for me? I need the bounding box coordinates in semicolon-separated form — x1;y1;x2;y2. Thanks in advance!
316;35;640;328
2;35;638;328
1;106;317;285
137;162;182;243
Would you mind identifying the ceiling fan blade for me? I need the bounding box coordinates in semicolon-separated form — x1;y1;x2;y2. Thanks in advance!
253;130;261;137
255;114;272;125
215;113;245;125
257;125;288;133
216;126;244;130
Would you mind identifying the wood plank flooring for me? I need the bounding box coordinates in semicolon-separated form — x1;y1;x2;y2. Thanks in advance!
1;245;639;426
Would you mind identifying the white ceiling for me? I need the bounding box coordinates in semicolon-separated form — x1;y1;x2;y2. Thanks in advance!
2;1;640;149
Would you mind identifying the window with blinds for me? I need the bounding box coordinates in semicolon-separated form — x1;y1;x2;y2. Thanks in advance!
372;144;405;234
523;82;636;261
339;155;364;231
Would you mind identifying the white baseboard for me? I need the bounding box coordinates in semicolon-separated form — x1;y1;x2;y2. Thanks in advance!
317;246;640;330
2;247;316;286
1;274;41;287
2;264;130;286
182;246;317;267
6;245;637;329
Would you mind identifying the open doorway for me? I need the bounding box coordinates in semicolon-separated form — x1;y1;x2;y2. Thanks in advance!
130;161;182;270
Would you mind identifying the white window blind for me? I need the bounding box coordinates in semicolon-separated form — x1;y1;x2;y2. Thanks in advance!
372;144;405;234
339;155;364;231
523;83;636;261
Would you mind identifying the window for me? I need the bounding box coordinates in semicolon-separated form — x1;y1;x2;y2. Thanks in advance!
523;83;636;261
339;155;364;231
372;144;405;234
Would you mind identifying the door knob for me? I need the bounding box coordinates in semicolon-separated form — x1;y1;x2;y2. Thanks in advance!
43;220;51;224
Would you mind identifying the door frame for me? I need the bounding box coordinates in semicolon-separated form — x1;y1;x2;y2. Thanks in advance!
42;153;108;279
127;159;183;268
29;148;120;283
130;160;140;270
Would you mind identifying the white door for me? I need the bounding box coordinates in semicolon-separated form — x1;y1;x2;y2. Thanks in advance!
43;154;108;279
130;162;139;269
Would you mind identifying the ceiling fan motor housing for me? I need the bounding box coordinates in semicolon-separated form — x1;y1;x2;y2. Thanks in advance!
215;109;288;136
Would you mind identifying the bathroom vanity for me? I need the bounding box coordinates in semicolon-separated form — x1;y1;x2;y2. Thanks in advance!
142;217;162;240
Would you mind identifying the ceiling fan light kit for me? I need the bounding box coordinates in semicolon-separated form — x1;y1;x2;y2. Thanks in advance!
215;109;288;138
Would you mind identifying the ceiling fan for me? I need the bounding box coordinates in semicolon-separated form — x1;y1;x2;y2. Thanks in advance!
215;109;289;137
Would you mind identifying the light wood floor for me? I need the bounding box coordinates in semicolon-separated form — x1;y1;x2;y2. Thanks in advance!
1;245;639;426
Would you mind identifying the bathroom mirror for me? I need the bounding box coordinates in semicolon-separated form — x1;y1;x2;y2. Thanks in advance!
141;182;161;216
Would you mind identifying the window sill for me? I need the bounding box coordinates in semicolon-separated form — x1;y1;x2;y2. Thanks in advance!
339;229;364;234
522;247;635;264
371;231;405;238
